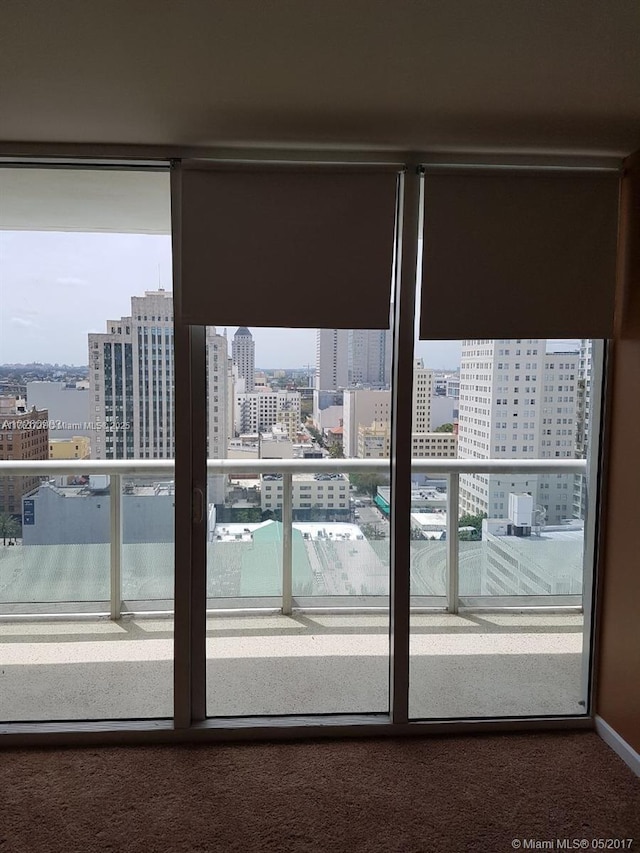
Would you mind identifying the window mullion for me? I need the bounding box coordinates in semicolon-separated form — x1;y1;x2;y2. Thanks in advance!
389;166;421;725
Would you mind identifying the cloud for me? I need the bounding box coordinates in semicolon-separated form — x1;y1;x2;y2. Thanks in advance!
55;276;87;287
10;316;37;328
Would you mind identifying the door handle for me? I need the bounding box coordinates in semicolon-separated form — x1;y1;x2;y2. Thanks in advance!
192;487;204;524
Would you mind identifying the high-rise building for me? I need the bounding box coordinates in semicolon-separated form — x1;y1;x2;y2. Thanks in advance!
315;329;349;390
316;328;391;392
573;339;593;519
89;290;230;466
0;402;49;516
232;327;255;392
348;329;391;388
457;339;578;525
412;359;433;433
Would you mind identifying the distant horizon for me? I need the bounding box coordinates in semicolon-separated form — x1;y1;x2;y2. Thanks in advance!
0;360;464;375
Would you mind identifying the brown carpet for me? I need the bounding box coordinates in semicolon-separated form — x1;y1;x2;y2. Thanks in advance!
1;732;638;853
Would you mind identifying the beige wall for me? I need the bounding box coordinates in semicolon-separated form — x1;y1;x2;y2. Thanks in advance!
596;150;640;753
49;436;90;460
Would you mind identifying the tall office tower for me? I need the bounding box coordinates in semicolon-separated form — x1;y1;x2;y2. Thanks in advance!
348;329;391;388
89;291;229;471
232;327;255;392
315;328;349;390
206;327;232;463
89;290;173;459
458;339;578;525
573;339;593;519
412;359;433;432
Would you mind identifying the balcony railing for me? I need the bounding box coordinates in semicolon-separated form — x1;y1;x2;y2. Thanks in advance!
0;458;588;619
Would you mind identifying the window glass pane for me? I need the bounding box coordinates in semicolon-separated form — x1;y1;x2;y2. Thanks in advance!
0;167;174;722
409;333;596;719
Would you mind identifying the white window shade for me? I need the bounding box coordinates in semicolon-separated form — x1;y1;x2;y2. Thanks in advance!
0;168;170;233
419;170;620;340
174;164;399;328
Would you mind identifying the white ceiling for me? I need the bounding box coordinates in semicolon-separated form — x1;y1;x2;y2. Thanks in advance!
1;0;640;157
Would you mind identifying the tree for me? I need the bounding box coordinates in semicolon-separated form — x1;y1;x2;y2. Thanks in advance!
434;423;454;433
0;513;20;546
349;472;389;497
309;506;326;522
328;443;344;458
360;523;386;540
306;425;326;447
458;512;487;541
234;507;262;524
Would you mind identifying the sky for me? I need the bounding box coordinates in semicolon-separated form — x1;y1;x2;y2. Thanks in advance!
0;231;463;370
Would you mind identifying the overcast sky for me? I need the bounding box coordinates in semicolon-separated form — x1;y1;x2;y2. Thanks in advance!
0;231;463;369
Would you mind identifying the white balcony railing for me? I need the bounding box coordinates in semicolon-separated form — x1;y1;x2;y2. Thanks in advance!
0;458;588;619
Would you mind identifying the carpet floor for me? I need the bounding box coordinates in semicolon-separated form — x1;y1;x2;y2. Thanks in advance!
1;731;638;852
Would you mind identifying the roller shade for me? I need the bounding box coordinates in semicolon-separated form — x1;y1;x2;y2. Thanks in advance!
420;170;620;340
174;163;399;328
0;168;170;234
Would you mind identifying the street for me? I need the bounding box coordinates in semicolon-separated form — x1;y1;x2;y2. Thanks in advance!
355;502;390;534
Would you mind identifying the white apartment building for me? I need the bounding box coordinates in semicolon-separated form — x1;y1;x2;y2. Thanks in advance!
231;327;255;393
573;338;593;519
457;339;578;525
446;376;460;399
234;391;301;437
89;291;231;497
433;372;459;398
315;329;349;390
261;473;349;515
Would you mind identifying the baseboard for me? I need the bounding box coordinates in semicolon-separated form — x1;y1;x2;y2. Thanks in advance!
595;716;640;778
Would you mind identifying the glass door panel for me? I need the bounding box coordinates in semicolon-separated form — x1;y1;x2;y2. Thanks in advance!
408;334;597;719
204;325;391;717
0;166;174;721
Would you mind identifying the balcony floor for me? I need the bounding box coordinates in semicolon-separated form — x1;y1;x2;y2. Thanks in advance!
0;612;585;723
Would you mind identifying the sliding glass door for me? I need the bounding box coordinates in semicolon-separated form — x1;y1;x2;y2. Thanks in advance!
0;155;615;736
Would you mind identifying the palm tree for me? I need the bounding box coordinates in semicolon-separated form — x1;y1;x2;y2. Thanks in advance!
0;513;21;546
